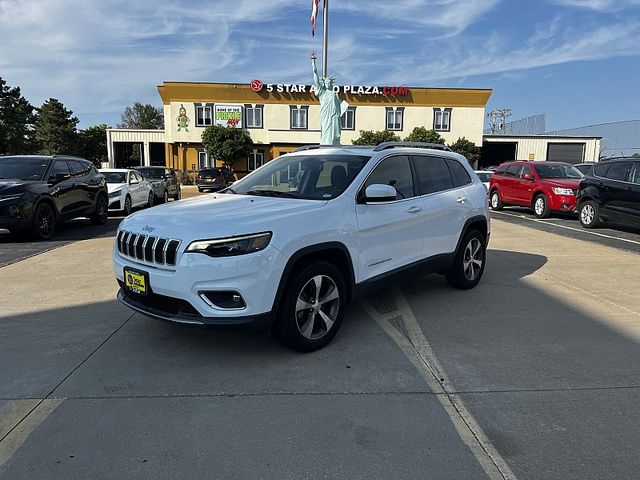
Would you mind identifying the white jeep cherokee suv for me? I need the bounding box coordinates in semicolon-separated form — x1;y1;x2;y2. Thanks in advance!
113;142;490;351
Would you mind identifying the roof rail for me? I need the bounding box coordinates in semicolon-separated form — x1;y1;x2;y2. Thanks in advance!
294;144;375;152
373;142;452;152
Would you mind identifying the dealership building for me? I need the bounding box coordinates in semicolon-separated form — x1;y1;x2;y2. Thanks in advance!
106;80;601;173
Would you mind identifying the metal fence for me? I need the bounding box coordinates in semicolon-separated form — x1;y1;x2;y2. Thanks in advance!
484;114;546;135
547;120;640;158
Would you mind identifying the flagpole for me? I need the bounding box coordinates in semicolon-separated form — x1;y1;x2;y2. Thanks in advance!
322;0;329;78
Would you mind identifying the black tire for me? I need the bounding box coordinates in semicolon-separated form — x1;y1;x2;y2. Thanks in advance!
445;230;486;290
490;190;503;210
163;190;169;203
147;191;155;208
579;200;600;228
31;202;56;240
197;187;203;193
273;261;346;352
533;194;550;218
90;194;108;225
174;187;181;201
123;195;132;216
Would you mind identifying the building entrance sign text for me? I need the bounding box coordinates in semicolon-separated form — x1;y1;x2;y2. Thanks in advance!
215;105;243;128
251;80;409;97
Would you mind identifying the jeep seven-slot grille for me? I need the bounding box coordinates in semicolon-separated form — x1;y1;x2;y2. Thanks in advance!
117;230;181;267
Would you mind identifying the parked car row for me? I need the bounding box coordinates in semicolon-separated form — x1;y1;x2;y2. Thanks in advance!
486;158;640;230
0;156;186;240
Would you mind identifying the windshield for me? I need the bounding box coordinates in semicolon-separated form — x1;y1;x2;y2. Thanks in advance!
0;156;50;181
136;168;163;180
229;154;371;200
476;172;492;182
103;172;126;183
535;164;583;179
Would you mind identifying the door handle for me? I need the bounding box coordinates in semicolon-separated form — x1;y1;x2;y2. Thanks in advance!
406;206;423;214
456;197;467;204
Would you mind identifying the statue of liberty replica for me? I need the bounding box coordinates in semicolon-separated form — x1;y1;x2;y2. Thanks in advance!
311;52;341;145
310;0;343;145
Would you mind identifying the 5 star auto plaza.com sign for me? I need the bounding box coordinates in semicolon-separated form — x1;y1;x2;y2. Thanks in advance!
250;79;410;96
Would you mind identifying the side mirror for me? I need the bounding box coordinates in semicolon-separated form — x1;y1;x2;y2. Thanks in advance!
130;178;139;185
49;173;69;184
362;184;397;203
522;173;533;181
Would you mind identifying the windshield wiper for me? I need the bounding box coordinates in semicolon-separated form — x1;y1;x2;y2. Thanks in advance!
245;190;299;198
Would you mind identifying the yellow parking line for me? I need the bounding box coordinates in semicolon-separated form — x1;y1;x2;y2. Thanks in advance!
361;287;518;480
0;399;63;471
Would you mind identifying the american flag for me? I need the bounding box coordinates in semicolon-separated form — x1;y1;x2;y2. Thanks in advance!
311;0;321;36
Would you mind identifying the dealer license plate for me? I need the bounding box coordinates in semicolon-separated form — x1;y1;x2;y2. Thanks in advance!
124;267;149;295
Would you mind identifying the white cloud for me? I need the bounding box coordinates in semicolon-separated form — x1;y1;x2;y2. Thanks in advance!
550;0;640;10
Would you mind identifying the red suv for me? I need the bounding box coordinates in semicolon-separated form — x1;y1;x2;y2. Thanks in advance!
489;161;583;218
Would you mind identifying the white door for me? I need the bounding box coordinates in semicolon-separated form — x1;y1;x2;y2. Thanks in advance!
412;155;473;258
355;155;426;283
130;171;145;206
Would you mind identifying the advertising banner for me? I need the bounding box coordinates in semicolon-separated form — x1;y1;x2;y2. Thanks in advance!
215;105;243;128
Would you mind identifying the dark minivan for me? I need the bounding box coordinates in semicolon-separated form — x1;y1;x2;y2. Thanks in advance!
0;155;108;239
576;158;640;229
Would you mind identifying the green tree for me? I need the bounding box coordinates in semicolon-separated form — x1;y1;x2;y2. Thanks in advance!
449;137;481;165
404;127;445;144
352;130;401;145
0;77;35;155
632;152;640;157
33;98;79;155
201;125;253;165
78;124;109;166
117;102;164;129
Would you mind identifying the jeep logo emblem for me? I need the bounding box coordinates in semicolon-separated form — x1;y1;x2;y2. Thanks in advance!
142;225;155;233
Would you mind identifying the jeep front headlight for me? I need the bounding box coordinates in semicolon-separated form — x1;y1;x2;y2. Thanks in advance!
185;232;272;257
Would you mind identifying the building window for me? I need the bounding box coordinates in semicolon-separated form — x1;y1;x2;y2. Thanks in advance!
244;104;263;129
341;107;356;130
433;108;452;131
198;150;209;169
248;151;264;171
196;104;213;127
290;106;309;130
386;107;404;131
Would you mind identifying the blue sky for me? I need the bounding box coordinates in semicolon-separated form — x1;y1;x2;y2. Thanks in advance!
0;0;639;130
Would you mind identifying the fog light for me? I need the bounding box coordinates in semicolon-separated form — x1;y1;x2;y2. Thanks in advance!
200;291;246;309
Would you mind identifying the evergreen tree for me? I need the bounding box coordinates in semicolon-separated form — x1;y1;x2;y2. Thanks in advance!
0;77;35;155
33;98;79;155
118;102;164;129
449;137;481;165
404;127;445;144
201;125;253;165
78;124;109;166
352;130;401;145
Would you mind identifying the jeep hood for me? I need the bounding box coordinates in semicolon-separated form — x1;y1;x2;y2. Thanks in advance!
120;193;328;241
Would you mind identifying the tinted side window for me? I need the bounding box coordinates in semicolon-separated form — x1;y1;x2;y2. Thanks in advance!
604;162;631;182
67;160;85;176
630;163;640;185
505;164;521;177
51;160;70;178
520;165;533;177
365;156;414;200
495;165;507;175
446;159;472;187
413;156;454;194
593;163;610;177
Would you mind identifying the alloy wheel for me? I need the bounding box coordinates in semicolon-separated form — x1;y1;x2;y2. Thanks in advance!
535;197;545;216
491;193;499;209
581;204;595;225
295;275;340;340
164;190;169;203
97;197;107;222
463;238;483;281
37;205;55;238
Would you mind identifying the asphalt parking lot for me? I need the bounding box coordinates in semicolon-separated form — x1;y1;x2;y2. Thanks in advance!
1;196;639;479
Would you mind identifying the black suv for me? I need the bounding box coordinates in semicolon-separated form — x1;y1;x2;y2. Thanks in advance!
576;158;640;229
135;167;181;203
0;155;108;239
197;168;235;192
